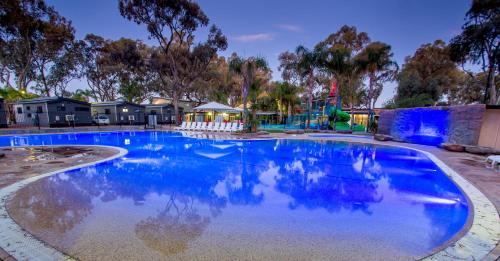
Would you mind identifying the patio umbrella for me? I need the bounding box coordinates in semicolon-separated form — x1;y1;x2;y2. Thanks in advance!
194;102;240;122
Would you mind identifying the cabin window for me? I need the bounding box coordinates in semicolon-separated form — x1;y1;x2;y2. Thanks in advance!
17;107;22;114
57;106;66;111
27;113;32;118
36;106;43;113
26;106;31;110
104;109;111;114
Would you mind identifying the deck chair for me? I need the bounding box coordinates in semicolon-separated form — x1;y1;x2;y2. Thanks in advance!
212;122;220;132
237;123;244;132
230;122;238;132
177;122;186;130
190;122;200;131
486;155;500;171
223;122;233;132
218;122;227;132
205;122;213;131
195;122;204;131
198;122;207;131
184;122;192;131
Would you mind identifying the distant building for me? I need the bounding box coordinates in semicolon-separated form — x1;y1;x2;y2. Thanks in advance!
14;97;92;127
144;104;183;124
150;97;194;113
0;98;7;128
91;101;145;125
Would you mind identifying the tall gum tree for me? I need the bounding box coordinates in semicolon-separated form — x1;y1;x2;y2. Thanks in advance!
449;0;500;104
119;0;226;121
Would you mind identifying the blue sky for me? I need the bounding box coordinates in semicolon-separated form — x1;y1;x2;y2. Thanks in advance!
46;0;470;106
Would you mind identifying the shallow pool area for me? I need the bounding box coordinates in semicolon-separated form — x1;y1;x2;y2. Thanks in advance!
0;131;469;260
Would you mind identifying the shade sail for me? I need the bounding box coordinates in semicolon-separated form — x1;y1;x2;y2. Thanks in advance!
193;101;240;112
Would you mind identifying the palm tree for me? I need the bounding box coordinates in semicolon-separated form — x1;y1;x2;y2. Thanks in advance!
356;42;398;110
356;42;398;131
294;46;323;129
228;54;268;130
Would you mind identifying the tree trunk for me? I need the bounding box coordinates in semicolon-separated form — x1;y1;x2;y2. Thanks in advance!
173;91;180;125
278;99;283;124
287;102;292;126
251;109;257;132
350;102;354;131
306;75;313;129
486;64;497;104
367;73;375;132
242;80;249;129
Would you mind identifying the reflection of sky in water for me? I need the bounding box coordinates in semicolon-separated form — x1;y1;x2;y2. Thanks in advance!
1;131;468;260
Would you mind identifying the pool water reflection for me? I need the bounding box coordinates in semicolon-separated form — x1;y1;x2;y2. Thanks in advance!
1;131;468;260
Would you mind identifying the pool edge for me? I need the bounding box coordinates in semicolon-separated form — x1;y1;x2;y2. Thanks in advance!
0;145;128;261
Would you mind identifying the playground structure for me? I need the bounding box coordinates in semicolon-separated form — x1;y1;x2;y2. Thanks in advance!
259;95;369;132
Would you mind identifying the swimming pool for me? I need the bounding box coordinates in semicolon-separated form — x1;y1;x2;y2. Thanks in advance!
0;131;469;260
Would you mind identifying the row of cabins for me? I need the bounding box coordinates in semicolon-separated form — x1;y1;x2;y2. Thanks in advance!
3;97;185;127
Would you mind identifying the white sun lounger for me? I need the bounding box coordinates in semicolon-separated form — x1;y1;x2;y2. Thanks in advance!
212;122;220;132
178;122;187;130
217;122;227;132
198;122;207;131
486;155;500;170
230;122;238;132
190;122;200;131
238;123;244;132
183;122;192;130
205;122;213;131
186;122;194;131
223;122;233;132
195;122;204;131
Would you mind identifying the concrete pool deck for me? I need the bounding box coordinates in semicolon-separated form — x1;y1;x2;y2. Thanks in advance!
0;129;498;260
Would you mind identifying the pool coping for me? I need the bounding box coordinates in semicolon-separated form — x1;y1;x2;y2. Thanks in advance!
0;131;498;260
0;145;128;261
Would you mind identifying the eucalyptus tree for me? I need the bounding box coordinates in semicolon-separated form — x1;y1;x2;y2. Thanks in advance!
395;40;462;105
189;56;241;106
449;0;500;104
48;40;85;97
120;0;226;120
149;26;227;119
0;0;77;93
228;54;269;128
316;25;370;130
81;34;120;102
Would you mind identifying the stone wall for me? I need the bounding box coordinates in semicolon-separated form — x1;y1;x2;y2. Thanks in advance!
448;104;486;145
378;104;486;146
377;110;395;135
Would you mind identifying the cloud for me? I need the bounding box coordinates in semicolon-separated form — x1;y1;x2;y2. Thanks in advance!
274;24;303;32
233;33;274;43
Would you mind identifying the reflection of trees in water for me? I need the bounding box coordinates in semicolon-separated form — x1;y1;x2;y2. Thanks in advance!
135;194;210;256
272;140;384;215
225;145;265;206
382;149;469;248
8;174;94;236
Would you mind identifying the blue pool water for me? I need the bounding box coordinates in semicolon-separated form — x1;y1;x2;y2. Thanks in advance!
1;131;468;260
